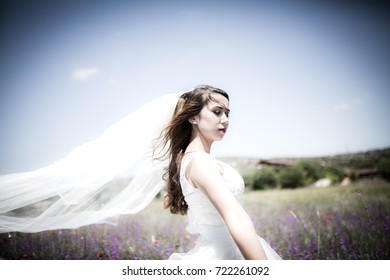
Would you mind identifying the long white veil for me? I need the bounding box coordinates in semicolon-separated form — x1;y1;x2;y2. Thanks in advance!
0;92;181;233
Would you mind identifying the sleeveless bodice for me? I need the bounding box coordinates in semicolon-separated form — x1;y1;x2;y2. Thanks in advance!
180;153;245;235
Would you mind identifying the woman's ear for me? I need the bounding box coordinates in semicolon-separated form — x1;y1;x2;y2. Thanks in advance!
188;116;198;124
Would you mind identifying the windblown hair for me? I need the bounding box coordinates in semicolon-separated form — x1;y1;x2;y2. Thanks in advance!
154;85;229;215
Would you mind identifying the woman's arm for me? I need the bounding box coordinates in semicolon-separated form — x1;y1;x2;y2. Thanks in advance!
188;153;267;260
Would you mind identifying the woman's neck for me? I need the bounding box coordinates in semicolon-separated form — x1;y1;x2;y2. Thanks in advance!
186;135;212;154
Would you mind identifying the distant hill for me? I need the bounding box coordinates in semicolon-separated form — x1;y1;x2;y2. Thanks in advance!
311;148;390;169
219;147;390;174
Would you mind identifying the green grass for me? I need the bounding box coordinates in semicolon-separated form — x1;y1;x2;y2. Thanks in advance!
242;181;390;259
1;181;389;259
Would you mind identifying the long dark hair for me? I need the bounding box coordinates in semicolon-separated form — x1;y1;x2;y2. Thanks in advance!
154;85;229;215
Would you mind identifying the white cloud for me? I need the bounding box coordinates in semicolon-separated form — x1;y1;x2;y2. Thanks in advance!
72;67;100;81
333;98;364;112
333;103;350;111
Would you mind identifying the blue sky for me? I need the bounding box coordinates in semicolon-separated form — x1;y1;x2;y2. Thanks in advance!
1;0;389;174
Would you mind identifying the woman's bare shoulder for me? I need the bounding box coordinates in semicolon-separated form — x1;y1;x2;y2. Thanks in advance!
189;151;222;178
191;151;217;165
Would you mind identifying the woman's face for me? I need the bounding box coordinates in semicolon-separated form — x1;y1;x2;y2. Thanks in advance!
192;93;230;142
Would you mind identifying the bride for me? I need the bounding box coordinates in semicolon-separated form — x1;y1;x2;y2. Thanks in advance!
0;85;281;260
155;85;281;260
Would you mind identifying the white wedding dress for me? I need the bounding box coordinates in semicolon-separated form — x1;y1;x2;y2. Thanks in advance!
168;152;282;260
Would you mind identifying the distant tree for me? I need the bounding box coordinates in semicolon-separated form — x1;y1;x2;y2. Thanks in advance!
349;169;359;181
242;170;256;188
252;168;277;190
279;166;303;189
296;160;321;184
324;165;344;183
378;158;390;181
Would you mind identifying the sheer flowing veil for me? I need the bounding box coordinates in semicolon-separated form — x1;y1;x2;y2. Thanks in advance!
0;92;182;233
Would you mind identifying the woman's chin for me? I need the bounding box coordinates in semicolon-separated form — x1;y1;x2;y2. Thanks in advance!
214;135;225;141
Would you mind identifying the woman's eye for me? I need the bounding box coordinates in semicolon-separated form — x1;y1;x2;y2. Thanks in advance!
214;110;229;118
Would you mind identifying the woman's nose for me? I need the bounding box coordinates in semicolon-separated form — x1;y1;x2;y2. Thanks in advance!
221;113;229;124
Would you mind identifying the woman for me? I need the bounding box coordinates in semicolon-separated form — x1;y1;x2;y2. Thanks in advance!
155;85;281;260
0;85;280;260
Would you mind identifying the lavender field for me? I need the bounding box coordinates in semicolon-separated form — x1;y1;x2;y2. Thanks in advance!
1;182;389;260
